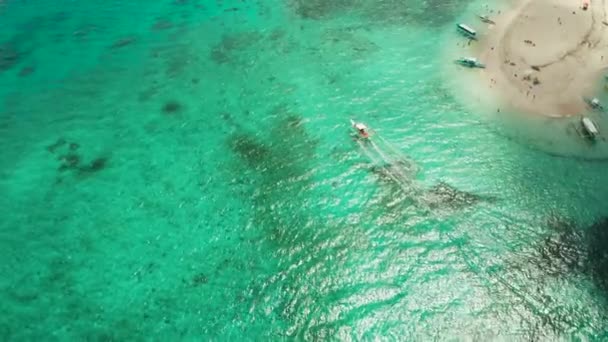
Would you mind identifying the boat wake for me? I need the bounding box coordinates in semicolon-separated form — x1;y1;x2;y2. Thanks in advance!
351;121;495;212
353;128;420;198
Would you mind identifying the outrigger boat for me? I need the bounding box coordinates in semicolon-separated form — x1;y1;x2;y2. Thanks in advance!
457;23;477;40
584;97;605;112
456;57;485;68
351;119;371;139
477;14;496;25
580;117;600;141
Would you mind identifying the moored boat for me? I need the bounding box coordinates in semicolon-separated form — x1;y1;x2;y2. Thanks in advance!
584;97;605;112
477;14;496;25
581;117;600;140
455;57;485;68
457;23;477;39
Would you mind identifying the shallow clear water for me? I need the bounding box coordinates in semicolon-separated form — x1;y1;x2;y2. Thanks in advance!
2;0;608;339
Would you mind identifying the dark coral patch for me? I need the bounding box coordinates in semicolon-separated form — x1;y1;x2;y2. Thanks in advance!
79;157;108;173
18;66;35;77
538;216;584;276
210;48;230;65
220;112;231;121
72;24;101;41
191;273;208;286
585;218;608;290
286;0;470;27
535;216;608;294
110;36;137;49
152;20;173;31
51;11;70;23
138;88;157;102
425;182;490;209
0;43;22;72
230;134;271;167
162;101;182;114
369;160;416;183
210;32;262;65
288;0;355;20
46;139;108;175
58;153;81;172
418;0;471;26
47;138;67;153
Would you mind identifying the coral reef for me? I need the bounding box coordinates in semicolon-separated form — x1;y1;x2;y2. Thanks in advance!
110;36;137;49
425;182;494;209
162;101;182;115
46;138;109;176
534;215;608;293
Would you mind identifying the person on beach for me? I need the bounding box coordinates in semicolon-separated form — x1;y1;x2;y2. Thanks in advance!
583;0;590;10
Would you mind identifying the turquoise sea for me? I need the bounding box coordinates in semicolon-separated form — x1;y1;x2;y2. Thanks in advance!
2;0;608;339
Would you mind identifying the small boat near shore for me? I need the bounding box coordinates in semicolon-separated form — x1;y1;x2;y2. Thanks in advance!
455;57;485;69
477;15;496;25
580;117;600;141
457;24;477;39
584;97;605;112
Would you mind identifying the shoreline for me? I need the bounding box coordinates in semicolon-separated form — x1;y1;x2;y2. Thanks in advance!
467;0;608;117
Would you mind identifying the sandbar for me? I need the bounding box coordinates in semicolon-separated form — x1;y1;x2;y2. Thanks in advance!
470;0;608;117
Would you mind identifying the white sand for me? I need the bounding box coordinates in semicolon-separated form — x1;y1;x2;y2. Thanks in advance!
473;0;608;117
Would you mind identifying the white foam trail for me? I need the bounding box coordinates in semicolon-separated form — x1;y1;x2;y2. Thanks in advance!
355;136;420;200
369;140;414;186
356;139;383;166
375;136;419;174
375;135;406;159
357;139;412;193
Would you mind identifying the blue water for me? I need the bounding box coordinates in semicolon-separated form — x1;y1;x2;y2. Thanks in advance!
2;0;608;339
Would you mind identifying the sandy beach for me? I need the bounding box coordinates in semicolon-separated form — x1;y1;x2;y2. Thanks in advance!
473;0;608;117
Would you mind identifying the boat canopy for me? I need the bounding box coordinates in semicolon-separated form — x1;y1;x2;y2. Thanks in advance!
457;24;476;36
582;117;599;135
